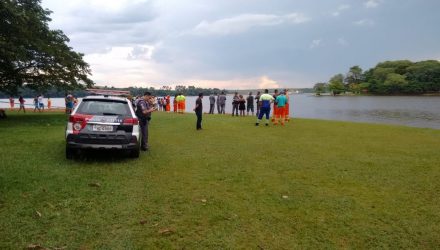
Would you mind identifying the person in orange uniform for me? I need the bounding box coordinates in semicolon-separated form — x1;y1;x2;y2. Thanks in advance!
181;94;186;114
284;89;290;122
271;89;279;123
176;94;183;113
173;94;178;112
165;95;171;112
47;97;52;109
274;91;288;126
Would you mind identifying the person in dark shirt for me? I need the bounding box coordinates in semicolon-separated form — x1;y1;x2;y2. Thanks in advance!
193;93;204;130
255;91;261;117
232;92;239;116
238;95;246;116
136;92;156;151
246;92;254;116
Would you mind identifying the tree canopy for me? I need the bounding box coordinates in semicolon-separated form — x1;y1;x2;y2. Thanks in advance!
315;60;440;95
0;0;93;95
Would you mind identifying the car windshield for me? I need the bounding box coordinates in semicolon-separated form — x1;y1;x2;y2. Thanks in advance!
76;99;131;116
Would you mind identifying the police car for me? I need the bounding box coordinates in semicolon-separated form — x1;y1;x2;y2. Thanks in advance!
65;89;140;159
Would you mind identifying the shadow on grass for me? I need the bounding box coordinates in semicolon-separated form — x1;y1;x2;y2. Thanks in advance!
0;112;68;127
67;149;141;164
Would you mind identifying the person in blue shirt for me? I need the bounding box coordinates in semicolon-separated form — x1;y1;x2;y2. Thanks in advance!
274;91;288;126
255;89;274;126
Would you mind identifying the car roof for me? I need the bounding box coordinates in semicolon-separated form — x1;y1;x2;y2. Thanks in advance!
83;95;128;101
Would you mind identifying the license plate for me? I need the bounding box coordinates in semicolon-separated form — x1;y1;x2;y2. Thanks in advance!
92;124;113;132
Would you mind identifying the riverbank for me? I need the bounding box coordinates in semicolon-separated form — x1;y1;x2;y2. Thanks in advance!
1;112;439;248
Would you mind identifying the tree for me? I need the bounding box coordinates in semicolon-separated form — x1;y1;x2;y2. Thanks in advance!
405;60;440;92
0;0;93;95
346;66;363;83
313;82;327;95
328;74;345;95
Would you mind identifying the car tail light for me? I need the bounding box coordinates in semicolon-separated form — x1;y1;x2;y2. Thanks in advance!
123;118;139;125
69;114;88;132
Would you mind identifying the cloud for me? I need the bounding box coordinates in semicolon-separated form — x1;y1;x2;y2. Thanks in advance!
310;39;322;49
332;4;350;17
364;0;382;8
354;19;375;26
44;0;159;54
258;76;280;89
189;13;310;36
127;45;156;60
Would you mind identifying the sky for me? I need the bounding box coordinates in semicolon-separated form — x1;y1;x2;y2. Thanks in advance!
41;0;440;89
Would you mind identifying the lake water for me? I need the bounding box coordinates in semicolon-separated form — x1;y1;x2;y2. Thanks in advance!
2;95;439;129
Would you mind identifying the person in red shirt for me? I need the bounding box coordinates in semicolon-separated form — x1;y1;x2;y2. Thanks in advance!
18;96;26;113
9;96;14;110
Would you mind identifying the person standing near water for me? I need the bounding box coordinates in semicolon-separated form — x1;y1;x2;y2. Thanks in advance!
246;92;254;116
274;91;288;126
194;93;203;130
284;89;290;122
209;93;215;114
216;93;221;114
238;95;246;116
18;96;25;113
33;96;39;112
9;96;14;110
38;95;44;111
232;92;239;116
218;92;226;114
47;97;52;109
271;89;279;123
173;94;178;113
255;91;261;117
255;89;274;126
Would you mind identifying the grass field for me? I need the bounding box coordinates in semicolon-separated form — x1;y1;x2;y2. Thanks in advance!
0;111;439;249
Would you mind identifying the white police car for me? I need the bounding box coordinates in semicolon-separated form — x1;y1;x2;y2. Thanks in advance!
65;90;140;159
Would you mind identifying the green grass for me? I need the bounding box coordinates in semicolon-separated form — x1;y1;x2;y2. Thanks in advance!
0;111;439;249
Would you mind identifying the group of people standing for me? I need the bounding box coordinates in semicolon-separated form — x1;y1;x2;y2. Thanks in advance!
174;94;186;114
208;92;227;114
156;96;171;112
255;89;290;126
194;89;290;130
65;94;78;114
7;95;52;113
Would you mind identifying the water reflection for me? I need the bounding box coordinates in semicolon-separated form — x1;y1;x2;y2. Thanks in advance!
184;94;440;129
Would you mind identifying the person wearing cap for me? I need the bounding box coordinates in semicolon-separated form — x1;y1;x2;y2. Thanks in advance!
193;93;204;130
136;92;156;151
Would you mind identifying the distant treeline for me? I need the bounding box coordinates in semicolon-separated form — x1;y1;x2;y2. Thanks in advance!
314;60;440;95
1;84;318;98
0;85;229;98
